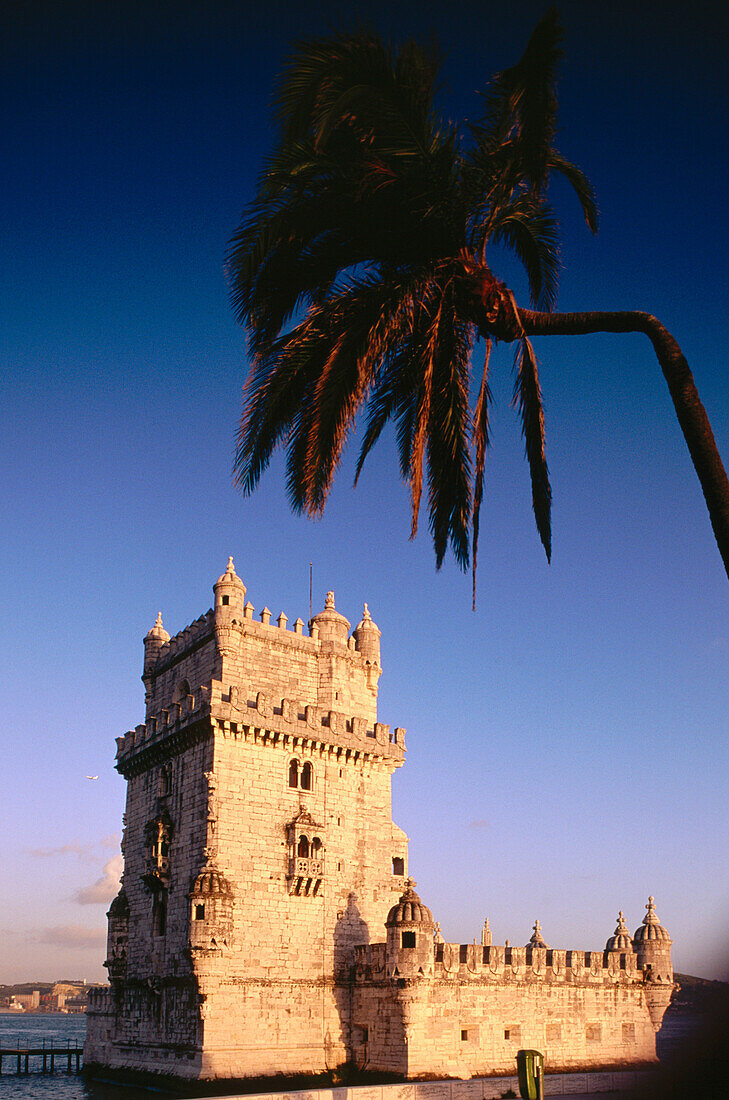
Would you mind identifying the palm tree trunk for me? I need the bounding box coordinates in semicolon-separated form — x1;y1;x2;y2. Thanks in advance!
517;308;729;582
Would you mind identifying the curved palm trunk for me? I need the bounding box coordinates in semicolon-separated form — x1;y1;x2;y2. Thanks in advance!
517;308;729;582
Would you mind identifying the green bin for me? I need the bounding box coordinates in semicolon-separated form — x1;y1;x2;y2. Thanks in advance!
516;1048;545;1100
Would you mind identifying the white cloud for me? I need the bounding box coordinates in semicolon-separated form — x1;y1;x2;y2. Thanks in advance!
73;855;123;905
26;834;120;862
36;925;106;949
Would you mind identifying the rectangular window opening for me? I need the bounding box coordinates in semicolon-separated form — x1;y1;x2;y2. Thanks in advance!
194;903;205;921
401;931;416;948
460;1029;468;1042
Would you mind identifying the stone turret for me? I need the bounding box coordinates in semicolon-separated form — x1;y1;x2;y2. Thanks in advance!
385;879;435;979
104;889;129;987
143;613;169;676
633;896;673;982
311;591;350;647
188;862;235;954
605;911;633;953
353;603;381;665
633;897;674;1030
142;613;170;709
527;920;549;949
213;557;245;658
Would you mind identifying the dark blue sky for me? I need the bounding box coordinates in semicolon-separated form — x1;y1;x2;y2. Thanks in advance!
2;0;728;982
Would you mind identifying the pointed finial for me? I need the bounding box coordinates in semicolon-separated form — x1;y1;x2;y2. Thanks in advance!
528;919;549;948
433;921;444;943
405;876;417;891
227;556;236;574
154;612;163;628
363;602;371;620
325;591;335;609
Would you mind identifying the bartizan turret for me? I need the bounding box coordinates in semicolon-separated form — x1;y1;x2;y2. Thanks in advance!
633;897;674;1029
142;613;169;710
311;590;350;648
213;557;245;658
353;603;381;665
104;889;129;988
386;879;435;979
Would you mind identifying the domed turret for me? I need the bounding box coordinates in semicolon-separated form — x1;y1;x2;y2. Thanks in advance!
605;910;633;952
188;863;235;953
633;897;672;965
311;591;350;647
353;603;381;665
633;897;674;1028
105;888;130;986
633;897;673;984
385;878;435;979
213;556;246;613
213;557;245;658
143;612;170;677
527;920;549;949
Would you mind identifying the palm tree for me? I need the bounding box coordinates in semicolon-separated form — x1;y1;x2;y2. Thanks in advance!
227;10;729;597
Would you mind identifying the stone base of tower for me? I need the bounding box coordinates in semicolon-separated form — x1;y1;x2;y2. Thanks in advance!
85;978;353;1082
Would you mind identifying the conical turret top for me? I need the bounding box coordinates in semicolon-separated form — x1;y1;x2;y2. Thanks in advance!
633;897;671;944
145;612;170;644
311;590;350;645
527;920;549;948
353;602;381;663
606;910;633;952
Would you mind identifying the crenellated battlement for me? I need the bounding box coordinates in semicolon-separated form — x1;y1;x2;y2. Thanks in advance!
141;562;384;725
151;611;215;673
354;940;642;984
115;679;405;772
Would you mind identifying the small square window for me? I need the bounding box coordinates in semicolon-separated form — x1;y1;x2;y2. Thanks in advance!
401;931;416;948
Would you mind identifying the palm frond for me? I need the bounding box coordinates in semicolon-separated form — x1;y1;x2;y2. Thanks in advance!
512;326;551;560
547;151;599;232
478;194;560;310
471;338;492;608
480;8;563;197
425;289;474;568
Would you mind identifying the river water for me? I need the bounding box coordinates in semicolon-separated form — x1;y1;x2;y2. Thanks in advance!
0;1015;175;1100
0;1007;707;1100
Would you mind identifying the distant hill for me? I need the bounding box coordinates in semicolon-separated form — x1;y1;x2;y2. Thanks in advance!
670;973;728;1014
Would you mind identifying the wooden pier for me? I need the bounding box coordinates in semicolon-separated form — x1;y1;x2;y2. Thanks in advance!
0;1039;83;1074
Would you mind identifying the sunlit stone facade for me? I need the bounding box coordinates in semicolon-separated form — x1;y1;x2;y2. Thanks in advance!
85;559;673;1082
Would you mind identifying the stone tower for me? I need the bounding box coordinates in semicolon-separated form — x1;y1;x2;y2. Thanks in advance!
85;557;674;1085
85;559;409;1081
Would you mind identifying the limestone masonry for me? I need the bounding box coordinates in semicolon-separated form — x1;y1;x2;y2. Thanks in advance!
84;559;674;1082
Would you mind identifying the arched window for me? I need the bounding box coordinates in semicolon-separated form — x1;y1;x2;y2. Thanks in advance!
301;762;313;790
297;835;310;858
311;837;322;855
288;759;299;788
173;679;191;704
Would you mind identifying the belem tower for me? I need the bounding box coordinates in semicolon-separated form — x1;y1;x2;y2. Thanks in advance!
84;558;675;1082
